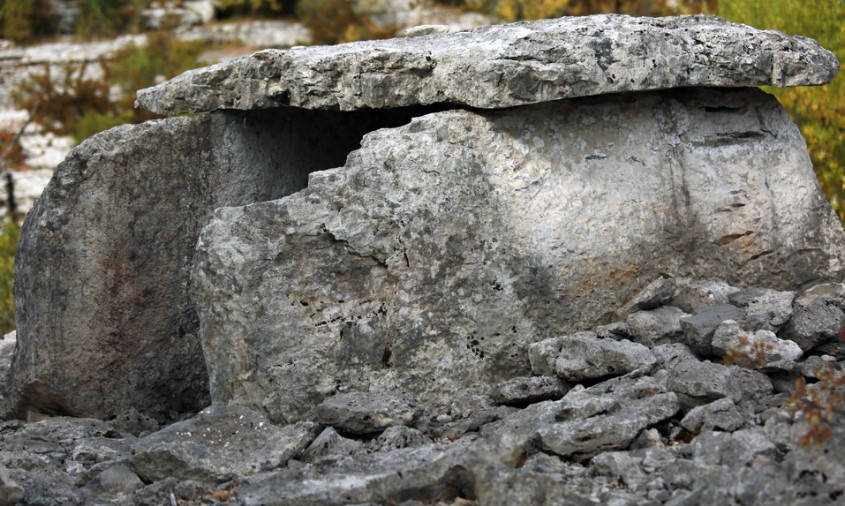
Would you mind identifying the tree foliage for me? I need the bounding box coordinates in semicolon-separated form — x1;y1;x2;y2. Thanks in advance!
718;0;845;223
0;221;18;335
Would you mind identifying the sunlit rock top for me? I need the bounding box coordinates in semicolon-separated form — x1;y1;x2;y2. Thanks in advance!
136;14;839;114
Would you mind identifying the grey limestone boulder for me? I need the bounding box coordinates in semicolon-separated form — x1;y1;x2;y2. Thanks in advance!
491;376;568;406
131;405;318;483
5;106;427;421
315;392;420;435
136;14;839;114
781;282;845;351
528;332;656;381
626;306;689;347
680;304;746;356
711;320;802;371
194;87;845;423
680;397;745;433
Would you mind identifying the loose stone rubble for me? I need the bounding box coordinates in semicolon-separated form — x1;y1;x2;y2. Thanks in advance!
0;13;844;506
0;278;843;505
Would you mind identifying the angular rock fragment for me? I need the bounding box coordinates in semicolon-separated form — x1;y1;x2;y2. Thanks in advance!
656;343;773;407
626;306;689;347
680;398;745;433
672;279;741;313
781;282;845;351
712;320;802;371
236;443;477;506
537;375;679;459
299;427;364;464
616;275;678;316
370;425;430;452
680;304;745;355
131;405;317;482
315;392;420;435
137;14;840;115
491;376;568;406
528;332;656;381
194;88;845;423
728;287;795;332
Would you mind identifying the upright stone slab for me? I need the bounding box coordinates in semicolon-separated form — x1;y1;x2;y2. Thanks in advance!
5;108;427;420
193;88;845;423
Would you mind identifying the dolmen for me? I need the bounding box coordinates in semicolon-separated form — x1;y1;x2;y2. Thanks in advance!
1;14;844;505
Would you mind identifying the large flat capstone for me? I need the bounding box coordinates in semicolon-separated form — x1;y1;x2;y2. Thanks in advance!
136;14;839;115
193;87;845;423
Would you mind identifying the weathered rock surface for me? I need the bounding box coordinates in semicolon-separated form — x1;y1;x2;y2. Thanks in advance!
0;278;843;504
712;320;803;371
315;391;420;435
626;306;689;347
5;106;430;420
136;14;840;115
491;375;568;406
529;332;656;381
680;303;746;355
194;87;845;423
781;282;845;351
131;405;317;482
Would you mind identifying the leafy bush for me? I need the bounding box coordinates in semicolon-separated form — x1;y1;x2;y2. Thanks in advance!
436;0;714;20
13;30;205;142
785;361;845;447
297;0;397;45
215;0;296;19
12;62;113;137
718;0;845;223
0;221;19;335
0;0;58;42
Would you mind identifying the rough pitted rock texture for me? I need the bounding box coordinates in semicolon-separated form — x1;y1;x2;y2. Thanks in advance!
6;107;435;420
136;14;839;115
194;88;845;423
0;279;843;504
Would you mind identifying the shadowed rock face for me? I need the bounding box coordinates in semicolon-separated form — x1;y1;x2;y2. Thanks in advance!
5;106;442;420
136;14;839;115
192;88;845;424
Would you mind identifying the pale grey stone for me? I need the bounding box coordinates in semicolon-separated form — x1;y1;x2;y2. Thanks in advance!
781;282;845;351
529;333;656;382
616;275;678;316
711;321;802;371
595;321;631;340
626;306;689;347
370;425;430;452
797;355;838;379
672;279;741;313
680;398;745;433
6;106;428;421
131;405;318;482
680;304;745;356
656;343;773;406
300;427;364;463
82;463;143;498
315;392;420;435
136;14;839;115
728;287;795;332
193;88;845;424
236;443;476;506
0;466;24;506
491;376;568;406
538;376;679;459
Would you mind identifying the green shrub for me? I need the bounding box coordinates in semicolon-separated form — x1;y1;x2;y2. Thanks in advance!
0;0;58;42
436;0;714;20
12;61;113;137
718;0;845;223
297;0;397;44
215;0;296;19
0;221;19;335
13;30;205;142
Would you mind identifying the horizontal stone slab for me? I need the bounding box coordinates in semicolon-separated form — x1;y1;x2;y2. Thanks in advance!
136;14;839;115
